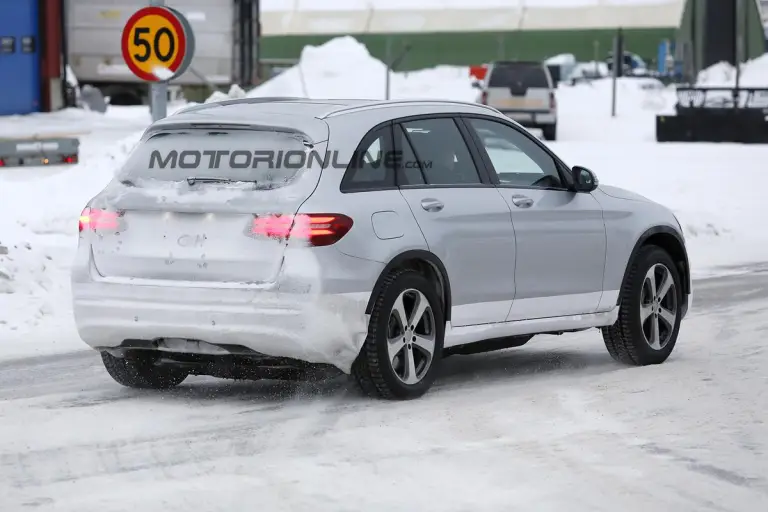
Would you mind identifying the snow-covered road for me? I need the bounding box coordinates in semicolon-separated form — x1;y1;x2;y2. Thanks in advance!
2;270;767;512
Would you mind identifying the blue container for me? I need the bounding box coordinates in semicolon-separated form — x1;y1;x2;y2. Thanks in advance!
657;40;669;74
0;0;41;116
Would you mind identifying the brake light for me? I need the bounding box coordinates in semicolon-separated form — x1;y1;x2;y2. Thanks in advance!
62;155;78;164
79;207;120;232
0;158;5;166
549;92;556;109
251;213;353;247
480;91;488;104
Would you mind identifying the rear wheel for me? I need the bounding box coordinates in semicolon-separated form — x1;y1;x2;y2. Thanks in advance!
602;245;683;365
352;269;444;400
542;123;557;141
101;351;188;389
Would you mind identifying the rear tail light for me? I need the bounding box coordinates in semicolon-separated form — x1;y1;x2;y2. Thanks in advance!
62;155;78;164
0;158;4;166
79;207;120;232
480;91;488;105
549;92;556;110
251;213;353;247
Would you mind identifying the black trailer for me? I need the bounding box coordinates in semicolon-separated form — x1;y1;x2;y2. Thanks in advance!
656;86;768;143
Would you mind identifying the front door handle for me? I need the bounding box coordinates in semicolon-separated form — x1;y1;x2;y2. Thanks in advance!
511;194;533;208
420;198;444;212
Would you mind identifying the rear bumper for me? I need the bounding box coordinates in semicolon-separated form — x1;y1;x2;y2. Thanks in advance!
71;246;382;373
499;110;557;126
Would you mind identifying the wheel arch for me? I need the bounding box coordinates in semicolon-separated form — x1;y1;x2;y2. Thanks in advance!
365;250;452;321
618;225;691;304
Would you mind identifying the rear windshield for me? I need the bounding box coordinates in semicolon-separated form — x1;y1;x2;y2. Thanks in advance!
116;129;313;189
488;63;549;88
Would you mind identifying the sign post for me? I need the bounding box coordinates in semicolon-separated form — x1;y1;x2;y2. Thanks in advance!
149;0;167;121
121;2;195;122
611;27;623;118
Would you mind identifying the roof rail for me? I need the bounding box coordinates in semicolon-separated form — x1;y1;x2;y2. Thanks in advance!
174;97;308;115
322;99;499;118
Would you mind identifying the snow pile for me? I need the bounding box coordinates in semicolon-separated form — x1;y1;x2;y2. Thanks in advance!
553;141;768;276
207;36;476;102
545;53;577;66
0;110;146;358
205;84;247;103
569;61;610;80
557;76;674;141
696;53;768;87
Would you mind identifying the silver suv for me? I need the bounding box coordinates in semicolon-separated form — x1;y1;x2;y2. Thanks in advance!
479;61;558;141
72;98;691;400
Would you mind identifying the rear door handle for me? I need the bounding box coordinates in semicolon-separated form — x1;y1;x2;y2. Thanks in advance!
420;198;444;212
511;194;534;208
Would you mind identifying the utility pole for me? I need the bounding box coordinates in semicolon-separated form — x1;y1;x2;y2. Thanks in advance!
611;27;623;117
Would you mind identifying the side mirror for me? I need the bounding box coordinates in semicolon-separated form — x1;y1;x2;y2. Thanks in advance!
471;81;483;90
572;166;598;192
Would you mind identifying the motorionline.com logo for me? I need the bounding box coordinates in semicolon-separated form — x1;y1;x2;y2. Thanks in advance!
149;150;433;170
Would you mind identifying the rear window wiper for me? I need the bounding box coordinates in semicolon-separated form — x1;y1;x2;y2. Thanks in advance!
186;176;258;185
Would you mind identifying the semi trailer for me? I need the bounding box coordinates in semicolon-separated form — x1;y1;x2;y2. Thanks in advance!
65;0;256;105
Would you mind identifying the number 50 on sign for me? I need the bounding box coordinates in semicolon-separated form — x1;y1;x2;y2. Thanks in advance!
121;6;195;82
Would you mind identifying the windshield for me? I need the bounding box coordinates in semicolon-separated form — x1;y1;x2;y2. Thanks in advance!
116;128;312;188
488;63;549;87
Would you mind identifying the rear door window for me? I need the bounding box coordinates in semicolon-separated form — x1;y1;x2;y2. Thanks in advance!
399;118;482;186
488;63;550;88
116;128;314;189
340;125;395;192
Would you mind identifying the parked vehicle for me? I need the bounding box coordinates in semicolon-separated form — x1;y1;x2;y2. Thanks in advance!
477;61;558;141
67;0;240;105
72;98;691;400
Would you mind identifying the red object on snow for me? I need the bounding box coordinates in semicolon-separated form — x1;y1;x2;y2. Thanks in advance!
469;65;488;81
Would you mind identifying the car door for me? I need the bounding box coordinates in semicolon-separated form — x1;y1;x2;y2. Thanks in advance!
394;116;517;327
461;115;607;321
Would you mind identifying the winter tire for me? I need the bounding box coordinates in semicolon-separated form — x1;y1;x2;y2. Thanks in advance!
101;351;188;389
352;269;445;400
602;245;683;365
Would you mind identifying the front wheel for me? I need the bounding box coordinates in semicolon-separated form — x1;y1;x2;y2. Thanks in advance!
352;269;445;400
101;351;188;389
601;245;683;365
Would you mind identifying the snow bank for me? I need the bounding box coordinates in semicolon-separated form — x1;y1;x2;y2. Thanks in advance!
553;141;768;277
545;53;577;66
208;36;476;102
0;109;146;359
696;53;768;87
557;76;674;141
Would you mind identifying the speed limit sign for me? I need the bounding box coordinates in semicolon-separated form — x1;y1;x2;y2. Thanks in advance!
121;6;195;82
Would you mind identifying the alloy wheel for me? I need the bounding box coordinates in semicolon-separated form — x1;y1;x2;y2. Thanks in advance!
386;288;436;384
640;263;678;350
